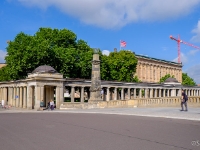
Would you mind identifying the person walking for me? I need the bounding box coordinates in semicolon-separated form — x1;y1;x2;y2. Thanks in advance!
181;89;188;111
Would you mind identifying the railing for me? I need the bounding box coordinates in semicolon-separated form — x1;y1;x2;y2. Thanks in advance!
60;96;200;109
136;96;200;107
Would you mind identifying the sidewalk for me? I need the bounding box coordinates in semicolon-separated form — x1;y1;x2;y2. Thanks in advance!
1;107;200;121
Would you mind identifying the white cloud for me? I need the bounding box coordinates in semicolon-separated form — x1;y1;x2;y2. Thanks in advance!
191;20;200;42
0;50;6;63
188;49;199;55
102;50;110;56
186;64;200;84
172;53;188;64
18;0;200;29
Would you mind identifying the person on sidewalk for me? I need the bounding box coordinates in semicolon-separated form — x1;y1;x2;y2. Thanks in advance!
181;89;188;111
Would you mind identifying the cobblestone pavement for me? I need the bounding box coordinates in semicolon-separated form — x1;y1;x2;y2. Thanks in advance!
1;107;200;121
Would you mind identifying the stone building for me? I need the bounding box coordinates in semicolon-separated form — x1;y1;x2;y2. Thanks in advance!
0;63;6;69
135;54;182;83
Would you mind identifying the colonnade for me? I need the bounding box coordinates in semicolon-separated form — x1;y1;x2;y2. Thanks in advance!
1;84;200;108
66;86;200;102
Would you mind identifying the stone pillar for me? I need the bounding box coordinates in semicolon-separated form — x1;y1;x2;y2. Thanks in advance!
159;89;162;97
121;88;124;100
134;88;136;98
23;87;27;108
163;89;166;97
7;87;10;105
150;89;153;98
155;89;157;98
4;87;8;105
106;87;110;101
167;89;170;97
127;88;131;100
13;87;16;107
139;89;142;98
114;87;117;100
89;53;102;101
81;86;85;103
19;87;23;108
71;86;75;102
144;88;148;98
56;86;63;108
34;85;43;110
16;87;19;107
41;86;44;103
27;86;33;110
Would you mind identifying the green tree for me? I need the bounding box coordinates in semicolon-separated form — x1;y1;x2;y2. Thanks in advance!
101;50;138;82
1;28;93;81
159;74;175;83
182;73;196;86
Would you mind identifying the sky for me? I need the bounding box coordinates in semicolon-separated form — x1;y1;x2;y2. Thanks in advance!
0;0;200;83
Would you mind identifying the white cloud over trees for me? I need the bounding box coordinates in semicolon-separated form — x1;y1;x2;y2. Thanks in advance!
18;0;200;29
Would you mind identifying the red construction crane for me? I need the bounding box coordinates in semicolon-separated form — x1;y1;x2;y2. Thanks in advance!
170;35;200;63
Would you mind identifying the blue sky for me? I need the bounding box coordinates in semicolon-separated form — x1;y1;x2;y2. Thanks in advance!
0;0;200;83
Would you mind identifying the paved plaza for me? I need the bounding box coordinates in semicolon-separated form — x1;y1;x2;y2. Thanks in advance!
0;107;200;150
1;107;200;121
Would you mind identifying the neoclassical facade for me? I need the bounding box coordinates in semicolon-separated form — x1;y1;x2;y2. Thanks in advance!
135;54;182;83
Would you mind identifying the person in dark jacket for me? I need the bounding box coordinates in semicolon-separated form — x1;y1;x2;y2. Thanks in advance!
181;89;188;111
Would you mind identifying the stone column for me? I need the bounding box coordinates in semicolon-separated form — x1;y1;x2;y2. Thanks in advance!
163;89;166;97
139;89;142;98
27;86;33;110
154;89;157;98
121;88;124;100
41;86;44;103
7;87;10;105
4;87;8;105
144;88;148;98
71;86;75;102
150;89;153;98
134;88;136;98
127;88;131;100
8;88;12;106
16;87;19;107
19;87;23;108
106;87;110;101
56;86;62;108
159;89;162;97
114;87;117;100
81;86;85;103
12;87;16;107
89;53;102;101
23;87;27;108
167;89;170;97
34;85;42;110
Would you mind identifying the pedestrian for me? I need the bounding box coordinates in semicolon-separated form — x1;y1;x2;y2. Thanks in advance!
50;100;54;110
180;89;188;111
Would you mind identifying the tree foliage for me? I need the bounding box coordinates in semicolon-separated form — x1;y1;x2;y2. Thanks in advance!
0;28;138;82
0;28;93;81
159;74;175;83
100;50;138;82
182;73;196;86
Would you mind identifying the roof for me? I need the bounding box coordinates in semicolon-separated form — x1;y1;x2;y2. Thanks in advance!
135;54;182;66
165;77;179;83
32;65;57;73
